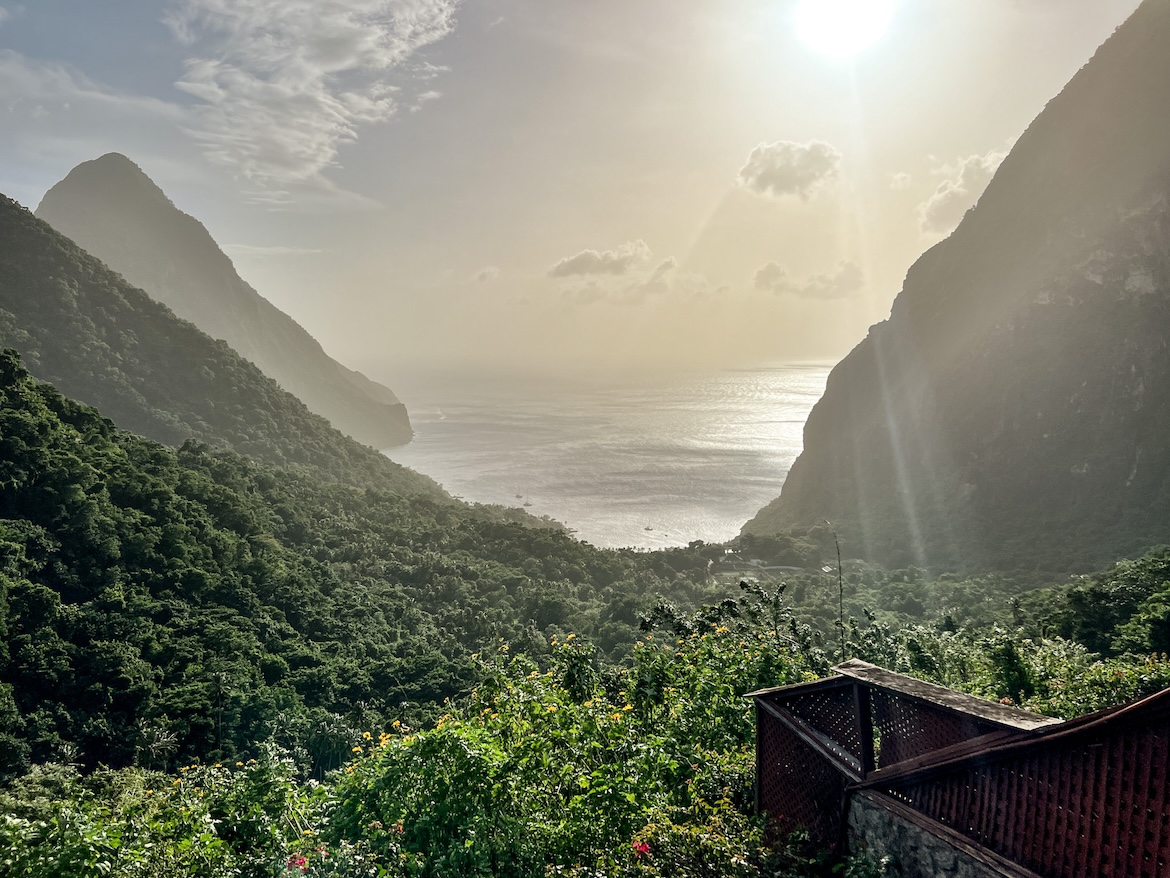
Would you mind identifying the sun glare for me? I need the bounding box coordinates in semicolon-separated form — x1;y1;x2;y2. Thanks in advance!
795;0;898;60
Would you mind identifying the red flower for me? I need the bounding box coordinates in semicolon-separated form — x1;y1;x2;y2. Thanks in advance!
632;841;650;859
286;855;308;872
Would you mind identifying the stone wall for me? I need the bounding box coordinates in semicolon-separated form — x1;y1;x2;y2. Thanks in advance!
846;791;1040;878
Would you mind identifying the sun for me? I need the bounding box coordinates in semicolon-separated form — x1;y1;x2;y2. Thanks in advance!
795;0;898;60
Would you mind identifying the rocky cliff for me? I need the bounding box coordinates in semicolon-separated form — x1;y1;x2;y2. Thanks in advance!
36;154;412;448
745;0;1170;571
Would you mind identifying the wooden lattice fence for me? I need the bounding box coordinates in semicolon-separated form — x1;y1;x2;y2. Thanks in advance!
750;660;1170;877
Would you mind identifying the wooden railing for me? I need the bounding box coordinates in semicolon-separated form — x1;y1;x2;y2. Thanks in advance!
748;659;1170;877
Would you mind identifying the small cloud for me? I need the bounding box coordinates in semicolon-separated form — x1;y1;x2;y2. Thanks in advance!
0;8;10;28
754;260;863;299
556;254;714;305
917;150;1006;235
753;261;788;292
802;261;863;299
410;89;443;112
651;257;676;277
737;139;841;199
890;171;912;189
549;239;652;277
474;265;500;282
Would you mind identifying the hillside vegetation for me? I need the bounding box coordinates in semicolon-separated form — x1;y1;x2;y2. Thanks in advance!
0;349;723;783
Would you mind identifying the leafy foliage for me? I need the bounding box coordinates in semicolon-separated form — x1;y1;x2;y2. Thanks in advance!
0;349;731;782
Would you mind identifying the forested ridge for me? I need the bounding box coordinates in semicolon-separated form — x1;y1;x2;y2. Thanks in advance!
0;348;718;783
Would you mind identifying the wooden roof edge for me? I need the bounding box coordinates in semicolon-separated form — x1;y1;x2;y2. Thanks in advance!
832;659;1061;730
743;673;849;700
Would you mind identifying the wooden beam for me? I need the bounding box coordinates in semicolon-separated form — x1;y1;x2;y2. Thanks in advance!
832;659;1060;731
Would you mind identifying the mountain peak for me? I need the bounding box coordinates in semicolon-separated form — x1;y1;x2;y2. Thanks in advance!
42;152;174;213
36;155;413;448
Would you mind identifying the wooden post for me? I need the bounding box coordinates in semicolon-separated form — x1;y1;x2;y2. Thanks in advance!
754;699;762;815
855;683;876;777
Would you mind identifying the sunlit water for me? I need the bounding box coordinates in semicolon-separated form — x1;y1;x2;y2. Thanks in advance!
383;365;830;549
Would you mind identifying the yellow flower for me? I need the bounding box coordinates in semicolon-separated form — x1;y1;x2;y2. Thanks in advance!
611;713;623;721
179;767;189;772
565;633;575;641
622;704;633;711
235;761;244;767
172;779;181;786
392;720;401;729
303;829;314;835
547;705;558;712
363;731;372;740
583;700;593;708
352;746;363;753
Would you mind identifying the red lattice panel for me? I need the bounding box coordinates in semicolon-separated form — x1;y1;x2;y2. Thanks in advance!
782;683;864;764
870;689;1004;768
757;706;850;848
884;717;1170;877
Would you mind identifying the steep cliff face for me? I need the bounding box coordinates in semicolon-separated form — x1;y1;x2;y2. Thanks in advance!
745;0;1170;571
36;154;412;448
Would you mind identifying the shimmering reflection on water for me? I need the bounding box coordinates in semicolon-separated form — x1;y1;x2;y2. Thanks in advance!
383;365;830;549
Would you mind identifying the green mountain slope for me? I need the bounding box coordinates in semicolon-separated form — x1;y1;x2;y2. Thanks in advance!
0;194;438;498
0;349;712;780
746;0;1170;571
37;153;412;448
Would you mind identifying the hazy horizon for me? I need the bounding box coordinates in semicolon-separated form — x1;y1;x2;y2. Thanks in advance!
0;0;1144;387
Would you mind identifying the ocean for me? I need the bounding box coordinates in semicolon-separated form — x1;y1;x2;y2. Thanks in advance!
382;365;831;549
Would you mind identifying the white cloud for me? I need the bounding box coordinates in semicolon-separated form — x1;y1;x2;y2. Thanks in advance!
552;251;715;305
0;8;10;28
737;139;841;199
754;260;863;299
0;50;180;118
474;265;500;282
549;239;652;277
0;50;189;205
753;262;788;292
890;171;912;189
164;0;462;198
917;150;1005;234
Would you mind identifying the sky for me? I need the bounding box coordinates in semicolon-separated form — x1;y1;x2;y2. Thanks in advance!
0;0;1146;390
